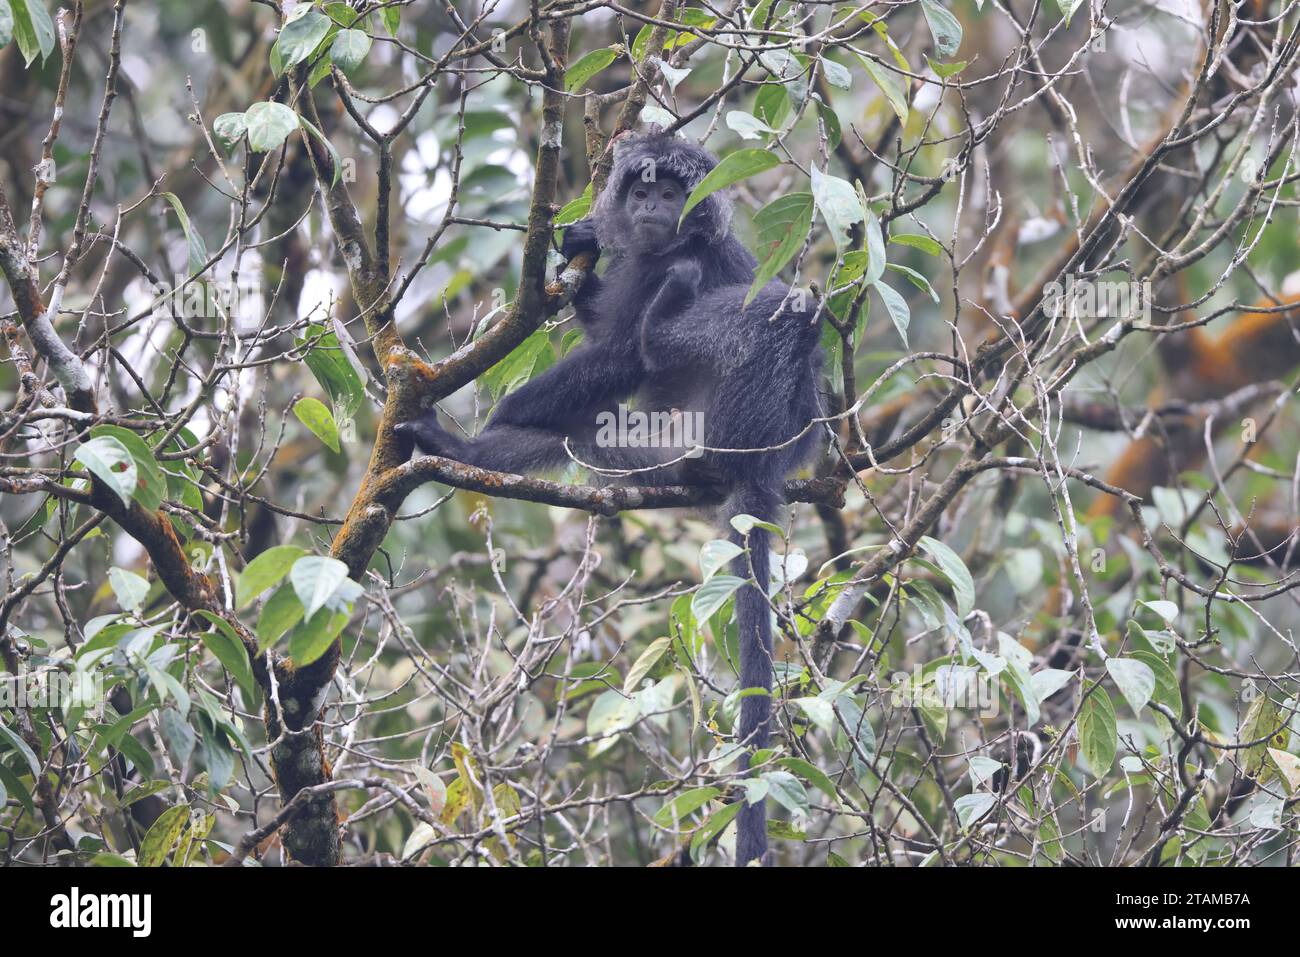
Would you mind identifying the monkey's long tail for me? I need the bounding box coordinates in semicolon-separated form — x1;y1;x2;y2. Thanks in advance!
727;480;781;867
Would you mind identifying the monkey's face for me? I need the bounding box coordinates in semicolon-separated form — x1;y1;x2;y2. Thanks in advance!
622;177;687;250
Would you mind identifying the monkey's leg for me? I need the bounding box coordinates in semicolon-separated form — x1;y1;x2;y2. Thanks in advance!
400;413;588;474
397;339;642;463
407;418;687;482
490;342;643;432
455;424;582;473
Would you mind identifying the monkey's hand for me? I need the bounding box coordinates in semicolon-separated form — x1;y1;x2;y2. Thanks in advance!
662;259;702;297
640;260;702;369
560;218;601;263
393;412;465;461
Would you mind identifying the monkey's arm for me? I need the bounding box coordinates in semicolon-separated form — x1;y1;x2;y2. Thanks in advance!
490;337;643;430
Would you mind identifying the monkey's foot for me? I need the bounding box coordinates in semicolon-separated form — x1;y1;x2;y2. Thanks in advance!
393;415;458;458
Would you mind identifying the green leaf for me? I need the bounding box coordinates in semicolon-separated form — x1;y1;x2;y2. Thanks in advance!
278;8;332;67
1133;650;1181;720
330;28;370;72
1079;688;1118;777
689;801;743;860
745;192;815;305
307;50;334;87
1106;657;1156;714
730;513;784;536
920;0;963;59
296;323;366;420
754;83;790;129
997;634;1039;725
863;211;886;283
294;396;341;453
817;99;842;149
256;583;305;651
681;149;782;223
0;720;41;776
1030;668;1074;702
1139;599;1179;625
918;535;974;616
725;110;777;140
856;54;909;123
194;611;256;702
586;684;639;730
290;554;349;620
1057;0;1084;26
74;435;136;507
777;756;838;802
927;55;968;78
90;425;166;512
324;2;359;27
197;720;235;791
236;544;306;608
890;232;942;255
762;770;808;816
0;761;34;816
810;167;864;253
298;114;343;187
699;539;743;582
624;638;674;697
887;263;939;303
555;184;593;226
159;427;205;513
159;708;195;769
10;0;54;67
1037;813;1065;863
212;112;248;151
482;327;553;400
631;12;715;60
794;697;835;735
757;48;808;103
566;46;619;91
138;804;190;867
269;35;285;77
653;787;720;828
108;567;150;614
873;280;911;348
1268;748;1300;794
820;56;852;90
968;756;1002;788
244;101;298;153
955;792;995;828
1239;694;1283;776
160;192;210;278
658;61;691;92
288;607;349;666
691;574;744;621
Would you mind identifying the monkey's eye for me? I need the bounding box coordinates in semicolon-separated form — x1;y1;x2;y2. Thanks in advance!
662;188;676;199
633;188;648;200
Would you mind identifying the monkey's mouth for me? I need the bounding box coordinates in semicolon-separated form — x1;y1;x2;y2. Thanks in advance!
635;218;678;236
